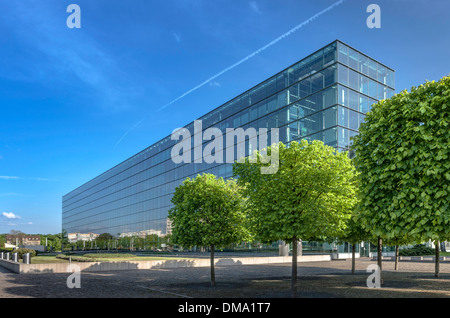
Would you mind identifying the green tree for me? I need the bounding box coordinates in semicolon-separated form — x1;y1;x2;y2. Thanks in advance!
352;75;450;278
340;214;370;274
96;233;113;242
383;235;411;271
233;140;358;296
40;234;62;252
168;173;249;286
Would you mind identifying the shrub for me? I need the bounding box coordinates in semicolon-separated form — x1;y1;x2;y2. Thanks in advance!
399;244;435;256
82;253;135;259
55;252;137;262
13;248;37;258
56;254;94;262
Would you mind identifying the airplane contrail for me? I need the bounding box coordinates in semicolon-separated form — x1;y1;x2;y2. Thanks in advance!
114;0;346;148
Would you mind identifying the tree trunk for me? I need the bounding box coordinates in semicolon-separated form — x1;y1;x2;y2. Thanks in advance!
352;243;356;274
394;245;399;271
435;240;440;278
292;237;298;297
210;244;216;286
377;237;383;285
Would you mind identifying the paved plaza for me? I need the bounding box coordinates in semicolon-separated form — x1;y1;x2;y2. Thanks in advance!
0;257;450;298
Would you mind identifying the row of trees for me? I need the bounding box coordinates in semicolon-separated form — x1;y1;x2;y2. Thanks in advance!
0;231;64;251
2;231;170;253
169;139;359;295
168;75;450;294
352;75;450;280
66;233;172;251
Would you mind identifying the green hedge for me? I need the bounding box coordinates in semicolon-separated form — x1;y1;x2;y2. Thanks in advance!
56;254;92;262
56;253;136;262
399;244;435;256
12;248;37;258
82;253;136;259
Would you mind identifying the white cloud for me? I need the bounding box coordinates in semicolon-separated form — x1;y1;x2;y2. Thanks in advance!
2;212;21;219
209;81;221;87
172;32;181;43
249;1;261;14
0;176;20;180
0;175;57;181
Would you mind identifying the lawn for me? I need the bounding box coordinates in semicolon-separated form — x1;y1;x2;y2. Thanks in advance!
27;253;191;264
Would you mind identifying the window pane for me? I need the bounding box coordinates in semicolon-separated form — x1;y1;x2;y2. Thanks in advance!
299;112;321;137
250;106;258;122
299;78;311;98
233;116;240;127
387;88;395;98
279;89;288;104
299;94;320;117
377;83;386;100
338;106;348;127
369;80;377;99
348;89;359;111
387;69;394;88
324;106;337;129
338;85;348;107
324;127;337;147
310;50;324;74
337;43;348;65
349;109;359;130
276;108;288;126
323;65;336;87
338;64;348;86
349;130;358;146
288;85;300;105
377;66;387;84
348;69;359;91
348;48;359;70
359;113;366;126
257;102;267;117
323;86;337;108
359;75;368;95
368;60;378;79
338;127;349;148
310;71;324;93
288;104;299;122
359;55;368;75
359;95;369;113
323;44;336;66
288;121;299;142
297;57;311;80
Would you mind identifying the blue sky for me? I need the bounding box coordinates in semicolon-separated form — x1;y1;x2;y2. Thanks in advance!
0;0;449;234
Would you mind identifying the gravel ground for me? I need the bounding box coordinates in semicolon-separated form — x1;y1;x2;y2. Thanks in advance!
1;257;449;298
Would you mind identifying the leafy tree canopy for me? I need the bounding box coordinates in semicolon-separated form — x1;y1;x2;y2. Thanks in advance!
168;173;249;249
233;139;358;244
352;75;450;242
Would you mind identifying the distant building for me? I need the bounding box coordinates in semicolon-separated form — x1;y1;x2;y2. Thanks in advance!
5;235;41;247
67;232;100;243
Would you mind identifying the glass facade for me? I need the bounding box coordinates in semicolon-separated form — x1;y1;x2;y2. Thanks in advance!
62;40;395;240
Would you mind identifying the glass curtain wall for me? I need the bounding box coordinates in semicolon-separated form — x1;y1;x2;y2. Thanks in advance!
62;40;395;247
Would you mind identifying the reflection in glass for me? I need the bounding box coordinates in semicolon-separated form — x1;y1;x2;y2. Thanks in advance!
63;40;395;241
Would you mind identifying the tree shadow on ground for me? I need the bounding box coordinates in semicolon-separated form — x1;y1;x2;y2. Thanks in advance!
2;259;450;298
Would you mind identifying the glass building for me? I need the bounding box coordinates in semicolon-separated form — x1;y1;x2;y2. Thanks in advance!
62;40;395;243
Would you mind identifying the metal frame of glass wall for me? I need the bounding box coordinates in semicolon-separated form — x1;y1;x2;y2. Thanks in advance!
62;40;395;247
